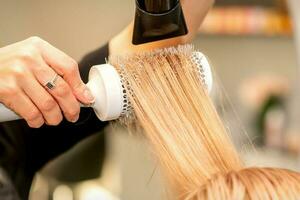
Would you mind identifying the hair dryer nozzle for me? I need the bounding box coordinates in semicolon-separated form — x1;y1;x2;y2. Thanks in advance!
132;0;188;45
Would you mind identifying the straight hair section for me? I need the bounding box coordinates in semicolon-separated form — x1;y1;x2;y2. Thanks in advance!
111;45;300;200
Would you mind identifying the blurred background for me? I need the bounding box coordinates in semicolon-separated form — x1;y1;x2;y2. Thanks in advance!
1;0;300;199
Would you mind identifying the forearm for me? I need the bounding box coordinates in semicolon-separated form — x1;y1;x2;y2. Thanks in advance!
109;0;214;55
181;0;215;42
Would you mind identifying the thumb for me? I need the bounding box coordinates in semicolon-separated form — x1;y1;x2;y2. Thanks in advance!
72;80;95;104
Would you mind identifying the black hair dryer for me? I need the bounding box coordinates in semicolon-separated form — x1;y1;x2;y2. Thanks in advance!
132;0;188;45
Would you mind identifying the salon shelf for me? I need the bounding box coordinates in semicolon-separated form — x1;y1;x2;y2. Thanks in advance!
199;6;292;37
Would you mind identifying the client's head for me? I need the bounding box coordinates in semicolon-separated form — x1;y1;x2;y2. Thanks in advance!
189;167;300;199
110;45;300;200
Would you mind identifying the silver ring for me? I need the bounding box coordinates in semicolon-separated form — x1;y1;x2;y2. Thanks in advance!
44;74;59;90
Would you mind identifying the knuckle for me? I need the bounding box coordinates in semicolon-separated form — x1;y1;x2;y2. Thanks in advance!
55;83;70;97
7;87;19;97
66;106;80;118
17;47;39;63
26;109;42;121
65;60;78;76
12;65;28;79
41;98;57;112
33;67;48;77
28;120;44;128
31;65;50;77
3;101;13;109
47;115;63;126
27;36;43;45
74;81;85;92
69;59;78;69
0;84;20;97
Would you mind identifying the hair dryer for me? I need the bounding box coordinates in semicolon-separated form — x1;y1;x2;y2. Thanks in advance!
132;0;188;45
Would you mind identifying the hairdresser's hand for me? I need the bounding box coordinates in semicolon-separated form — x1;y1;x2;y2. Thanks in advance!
0;37;95;128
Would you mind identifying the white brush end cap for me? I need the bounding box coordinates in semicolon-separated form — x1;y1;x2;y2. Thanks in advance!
87;64;124;121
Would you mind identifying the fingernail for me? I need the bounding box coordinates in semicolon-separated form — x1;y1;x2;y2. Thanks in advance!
71;115;79;123
84;88;95;103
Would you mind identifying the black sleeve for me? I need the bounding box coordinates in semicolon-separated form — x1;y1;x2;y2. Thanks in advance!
0;44;109;199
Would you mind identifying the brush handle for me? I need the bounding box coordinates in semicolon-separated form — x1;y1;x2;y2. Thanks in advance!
0;103;92;123
0;103;21;122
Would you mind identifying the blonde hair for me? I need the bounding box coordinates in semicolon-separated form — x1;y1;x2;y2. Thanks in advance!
111;45;300;199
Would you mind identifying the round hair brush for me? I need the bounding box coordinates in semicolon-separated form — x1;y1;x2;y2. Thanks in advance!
0;51;212;122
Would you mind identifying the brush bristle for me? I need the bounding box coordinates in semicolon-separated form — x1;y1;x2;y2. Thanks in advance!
109;44;211;122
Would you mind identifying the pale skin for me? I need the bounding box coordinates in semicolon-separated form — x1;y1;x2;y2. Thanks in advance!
0;0;214;128
0;37;95;128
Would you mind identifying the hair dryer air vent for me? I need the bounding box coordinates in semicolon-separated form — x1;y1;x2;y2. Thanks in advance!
132;0;188;45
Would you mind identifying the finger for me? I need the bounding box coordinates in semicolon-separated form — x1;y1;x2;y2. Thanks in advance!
35;39;95;104
20;72;63;125
45;75;81;122
30;61;80;122
4;90;44;128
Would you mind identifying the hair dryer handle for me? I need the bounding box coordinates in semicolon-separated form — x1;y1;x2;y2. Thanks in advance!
0;103;21;122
